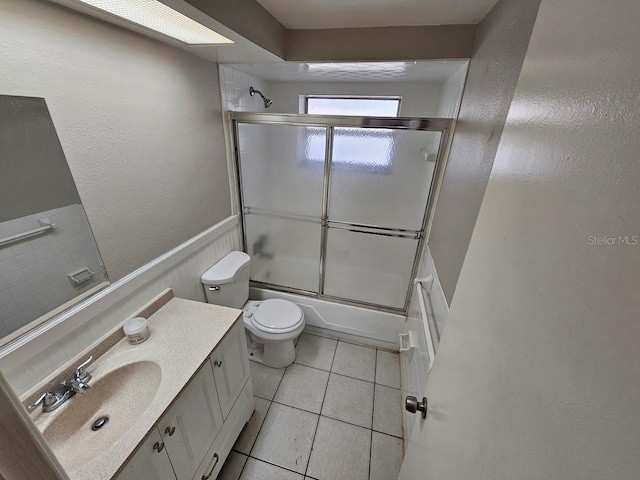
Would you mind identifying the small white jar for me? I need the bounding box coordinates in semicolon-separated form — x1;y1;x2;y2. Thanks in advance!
123;317;151;345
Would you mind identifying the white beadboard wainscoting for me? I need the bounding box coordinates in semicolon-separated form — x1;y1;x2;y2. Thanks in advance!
401;245;449;444
0;216;241;396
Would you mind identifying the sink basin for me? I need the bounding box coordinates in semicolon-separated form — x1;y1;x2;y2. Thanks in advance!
43;361;162;472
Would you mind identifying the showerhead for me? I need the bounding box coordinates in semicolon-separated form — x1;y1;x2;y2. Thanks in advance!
249;86;272;109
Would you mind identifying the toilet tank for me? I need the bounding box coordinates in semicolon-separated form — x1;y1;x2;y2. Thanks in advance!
201;251;251;308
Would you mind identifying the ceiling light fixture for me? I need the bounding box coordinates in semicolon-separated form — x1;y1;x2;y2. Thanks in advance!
71;0;234;45
307;62;408;75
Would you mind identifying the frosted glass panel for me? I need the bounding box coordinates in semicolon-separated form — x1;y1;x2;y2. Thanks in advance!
328;128;441;229
238;123;325;216
245;214;321;292
323;229;419;309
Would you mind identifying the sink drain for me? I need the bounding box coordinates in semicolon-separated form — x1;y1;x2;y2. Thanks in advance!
92;416;109;431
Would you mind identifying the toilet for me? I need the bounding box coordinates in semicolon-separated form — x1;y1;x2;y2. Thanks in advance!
201;251;304;368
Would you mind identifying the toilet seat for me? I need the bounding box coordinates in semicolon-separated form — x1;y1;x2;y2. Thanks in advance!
250;299;303;334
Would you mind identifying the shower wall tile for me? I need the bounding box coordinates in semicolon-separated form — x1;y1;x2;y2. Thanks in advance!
218;66;271;215
0;204;107;337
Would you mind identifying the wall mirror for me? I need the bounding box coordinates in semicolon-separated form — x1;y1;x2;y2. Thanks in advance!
0;95;109;346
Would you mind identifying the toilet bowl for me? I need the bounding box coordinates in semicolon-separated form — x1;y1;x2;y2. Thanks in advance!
242;299;304;367
201;251;304;368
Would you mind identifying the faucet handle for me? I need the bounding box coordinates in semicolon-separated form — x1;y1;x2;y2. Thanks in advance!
28;392;56;411
75;356;93;383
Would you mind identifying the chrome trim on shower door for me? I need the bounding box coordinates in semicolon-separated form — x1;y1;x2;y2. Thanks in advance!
402;125;451;312
319;125;334;295
232;114;453;314
230;112;452;132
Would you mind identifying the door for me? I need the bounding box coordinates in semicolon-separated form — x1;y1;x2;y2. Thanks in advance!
116;429;176;480
400;1;640;479
211;320;251;419
323;127;442;310
237;122;326;292
159;363;223;480
235;116;447;312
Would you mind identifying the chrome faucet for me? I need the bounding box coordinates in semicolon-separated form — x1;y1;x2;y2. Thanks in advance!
29;356;93;413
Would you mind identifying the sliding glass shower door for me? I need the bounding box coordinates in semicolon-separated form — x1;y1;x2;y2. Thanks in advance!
237;123;325;292
323;128;441;309
234;114;449;312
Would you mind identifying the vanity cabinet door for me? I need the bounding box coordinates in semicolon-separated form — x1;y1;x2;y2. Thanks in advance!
210;319;251;419
116;428;176;480
160;362;224;480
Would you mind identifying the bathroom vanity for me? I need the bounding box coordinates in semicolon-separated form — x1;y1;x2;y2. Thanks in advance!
27;292;253;480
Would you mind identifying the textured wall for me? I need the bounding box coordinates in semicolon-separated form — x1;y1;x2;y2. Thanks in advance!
401;0;640;478
428;0;541;303
0;96;81;222
0;0;231;281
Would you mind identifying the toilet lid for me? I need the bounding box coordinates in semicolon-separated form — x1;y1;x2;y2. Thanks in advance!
252;299;303;331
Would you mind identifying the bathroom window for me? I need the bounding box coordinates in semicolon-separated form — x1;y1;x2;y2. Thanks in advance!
304;96;400;170
304;96;401;117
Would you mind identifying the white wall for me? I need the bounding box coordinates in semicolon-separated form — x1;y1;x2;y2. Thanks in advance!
428;0;541;304
0;0;231;282
402;0;640;478
437;65;468;118
268;81;442;116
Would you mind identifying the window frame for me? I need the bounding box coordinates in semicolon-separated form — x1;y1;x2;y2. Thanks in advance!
303;95;402;117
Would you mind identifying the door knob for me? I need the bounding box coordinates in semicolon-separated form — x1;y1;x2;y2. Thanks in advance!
405;396;428;419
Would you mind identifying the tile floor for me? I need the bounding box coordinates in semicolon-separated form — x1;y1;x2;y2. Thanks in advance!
218;333;404;480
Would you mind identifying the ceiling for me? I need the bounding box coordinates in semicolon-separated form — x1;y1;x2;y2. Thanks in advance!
224;60;468;83
256;0;499;29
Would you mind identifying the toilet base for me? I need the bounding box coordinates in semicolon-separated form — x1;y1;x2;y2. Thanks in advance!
245;331;297;368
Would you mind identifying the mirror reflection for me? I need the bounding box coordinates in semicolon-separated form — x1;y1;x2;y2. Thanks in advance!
0;95;109;343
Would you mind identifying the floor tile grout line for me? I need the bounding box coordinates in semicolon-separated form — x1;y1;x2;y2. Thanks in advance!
243;342;403;479
295;337;401;388
264;361;401;391
369;348;378;480
303;330;397;353
241;362;289;465
303;334;339;478
265;398;403;439
245;454;312;478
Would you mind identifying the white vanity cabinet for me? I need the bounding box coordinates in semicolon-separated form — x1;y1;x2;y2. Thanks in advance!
159;362;224;480
210;320;251;419
115;319;252;480
116;429;176;480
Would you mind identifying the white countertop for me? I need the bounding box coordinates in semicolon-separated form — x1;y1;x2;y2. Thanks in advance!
31;297;242;480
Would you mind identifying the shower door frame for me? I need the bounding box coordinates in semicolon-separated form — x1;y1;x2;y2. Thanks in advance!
231;112;452;315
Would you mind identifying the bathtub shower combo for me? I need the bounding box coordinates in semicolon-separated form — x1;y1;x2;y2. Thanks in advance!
231;113;451;347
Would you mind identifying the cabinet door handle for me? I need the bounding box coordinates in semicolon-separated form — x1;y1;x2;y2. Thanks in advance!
164;426;176;436
153;441;165;453
202;453;219;480
213;360;222;368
